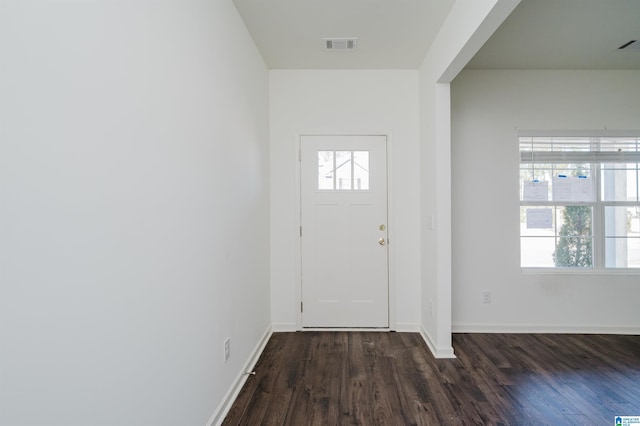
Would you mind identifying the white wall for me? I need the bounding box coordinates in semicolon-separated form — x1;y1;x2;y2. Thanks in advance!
0;1;270;425
418;0;519;357
269;70;421;330
451;70;640;332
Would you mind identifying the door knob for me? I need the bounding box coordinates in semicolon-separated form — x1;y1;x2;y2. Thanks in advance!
378;238;386;245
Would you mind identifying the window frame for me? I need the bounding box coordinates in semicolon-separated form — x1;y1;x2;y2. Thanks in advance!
519;130;640;273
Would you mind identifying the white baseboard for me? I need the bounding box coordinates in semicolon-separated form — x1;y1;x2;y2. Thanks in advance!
395;322;421;332
271;322;297;332
300;327;391;332
272;323;424;332
272;323;422;333
452;324;640;334
207;325;273;426
273;323;423;333
275;324;414;332
420;326;456;359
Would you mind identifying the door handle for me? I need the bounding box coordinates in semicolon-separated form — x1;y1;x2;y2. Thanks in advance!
378;238;386;245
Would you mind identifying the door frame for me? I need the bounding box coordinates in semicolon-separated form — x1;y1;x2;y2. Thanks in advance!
294;132;397;330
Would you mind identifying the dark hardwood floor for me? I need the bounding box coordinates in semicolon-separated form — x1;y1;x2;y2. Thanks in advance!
222;332;640;425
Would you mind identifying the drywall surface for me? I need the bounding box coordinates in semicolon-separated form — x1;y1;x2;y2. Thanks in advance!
0;1;270;424
269;70;421;330
451;70;640;332
418;0;518;356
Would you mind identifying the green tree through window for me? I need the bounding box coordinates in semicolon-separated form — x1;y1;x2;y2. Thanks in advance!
553;206;592;267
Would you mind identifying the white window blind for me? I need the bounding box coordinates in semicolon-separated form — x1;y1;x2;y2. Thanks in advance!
520;136;640;163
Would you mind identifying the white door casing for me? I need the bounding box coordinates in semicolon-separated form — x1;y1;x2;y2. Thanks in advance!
300;135;389;327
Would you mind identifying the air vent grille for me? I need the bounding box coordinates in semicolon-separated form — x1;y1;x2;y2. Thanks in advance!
324;38;357;51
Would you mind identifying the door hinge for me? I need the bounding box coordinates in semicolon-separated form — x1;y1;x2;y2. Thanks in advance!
300;226;302;237
298;147;302;162
301;301;303;312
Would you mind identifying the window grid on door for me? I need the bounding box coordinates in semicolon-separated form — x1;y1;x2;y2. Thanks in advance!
318;150;370;191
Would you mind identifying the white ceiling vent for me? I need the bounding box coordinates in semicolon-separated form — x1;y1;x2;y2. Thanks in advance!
618;40;640;50
323;38;357;51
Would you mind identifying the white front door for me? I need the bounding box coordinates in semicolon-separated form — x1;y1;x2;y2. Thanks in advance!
300;135;389;328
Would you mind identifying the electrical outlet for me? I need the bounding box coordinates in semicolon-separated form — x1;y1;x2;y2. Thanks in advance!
482;291;492;304
224;338;230;362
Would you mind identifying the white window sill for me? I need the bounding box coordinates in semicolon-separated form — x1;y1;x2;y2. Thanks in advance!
521;267;640;276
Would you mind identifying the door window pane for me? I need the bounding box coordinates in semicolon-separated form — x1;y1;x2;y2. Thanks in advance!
335;151;352;190
353;151;369;190
318;151;334;190
317;150;370;191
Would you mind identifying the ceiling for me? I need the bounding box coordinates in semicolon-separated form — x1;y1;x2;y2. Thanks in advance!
466;0;640;70
233;0;640;71
232;0;455;69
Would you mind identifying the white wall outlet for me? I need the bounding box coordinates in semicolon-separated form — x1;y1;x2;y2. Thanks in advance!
224;338;230;362
482;291;492;304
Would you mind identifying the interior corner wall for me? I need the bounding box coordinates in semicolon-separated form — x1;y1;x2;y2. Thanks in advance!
418;78;454;355
0;1;270;425
417;0;519;358
269;70;421;330
451;69;640;333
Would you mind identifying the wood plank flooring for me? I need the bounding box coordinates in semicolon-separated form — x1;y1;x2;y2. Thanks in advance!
222;332;640;425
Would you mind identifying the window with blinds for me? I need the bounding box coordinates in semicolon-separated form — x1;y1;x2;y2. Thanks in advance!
519;133;640;269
